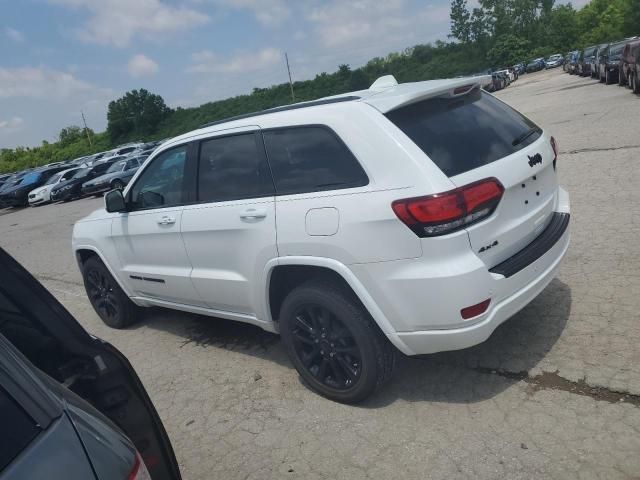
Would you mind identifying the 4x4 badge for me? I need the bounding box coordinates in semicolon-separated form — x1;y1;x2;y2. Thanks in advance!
528;153;542;167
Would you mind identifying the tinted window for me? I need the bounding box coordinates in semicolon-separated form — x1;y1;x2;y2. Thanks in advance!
107;161;127;174
72;168;91;179
0;386;40;471
129;145;188;210
198;133;274;202
263;127;368;195
386;88;541;177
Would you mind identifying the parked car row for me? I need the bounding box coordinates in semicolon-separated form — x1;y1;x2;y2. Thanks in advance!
565;37;640;92
0;140;165;208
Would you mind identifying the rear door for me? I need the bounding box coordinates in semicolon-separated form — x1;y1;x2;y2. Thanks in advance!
385;87;558;268
0;247;181;480
181;129;277;316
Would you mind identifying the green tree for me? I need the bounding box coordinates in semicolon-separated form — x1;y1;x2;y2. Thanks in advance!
107;89;172;144
487;34;532;66
450;0;472;43
58;125;85;146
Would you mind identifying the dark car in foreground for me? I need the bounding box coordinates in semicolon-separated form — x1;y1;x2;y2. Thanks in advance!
50;157;124;202
0;166;67;207
598;40;629;84
0;247;181;480
82;156;146;196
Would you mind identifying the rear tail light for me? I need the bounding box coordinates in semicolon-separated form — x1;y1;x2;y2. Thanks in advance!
127;452;151;480
392;178;504;237
550;136;558;170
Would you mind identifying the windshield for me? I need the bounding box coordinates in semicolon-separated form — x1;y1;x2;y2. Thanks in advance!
44;172;63;185
21;172;42;185
610;43;626;56
72;168;90;179
106;161;127;174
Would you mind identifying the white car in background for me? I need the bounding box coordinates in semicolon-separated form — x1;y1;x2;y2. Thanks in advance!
28;167;80;206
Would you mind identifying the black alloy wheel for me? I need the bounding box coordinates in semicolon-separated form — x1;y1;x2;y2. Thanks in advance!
289;304;363;390
279;280;396;403
82;256;137;328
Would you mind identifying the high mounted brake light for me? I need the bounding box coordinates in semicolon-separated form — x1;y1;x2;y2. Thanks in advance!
392;178;504;237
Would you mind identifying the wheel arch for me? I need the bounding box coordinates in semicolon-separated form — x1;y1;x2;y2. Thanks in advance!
74;245;135;298
264;257;398;339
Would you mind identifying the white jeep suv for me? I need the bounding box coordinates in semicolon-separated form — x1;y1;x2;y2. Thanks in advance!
73;75;570;403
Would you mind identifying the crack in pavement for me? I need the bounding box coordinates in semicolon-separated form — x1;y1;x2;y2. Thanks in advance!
473;367;640;406
561;144;640;155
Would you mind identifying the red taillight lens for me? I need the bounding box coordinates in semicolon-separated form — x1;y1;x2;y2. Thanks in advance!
127;452;152;480
461;298;491;319
550;136;558;170
392;178;504;237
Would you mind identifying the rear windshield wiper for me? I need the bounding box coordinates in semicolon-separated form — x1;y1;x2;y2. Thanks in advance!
512;127;540;147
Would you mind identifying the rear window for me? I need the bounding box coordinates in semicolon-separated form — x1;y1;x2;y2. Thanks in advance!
263;126;368;195
385;88;541;177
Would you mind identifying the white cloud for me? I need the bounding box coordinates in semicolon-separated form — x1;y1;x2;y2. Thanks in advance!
0;67;112;100
189;47;281;74
214;0;291;26
307;0;449;49
5;27;24;43
0;117;24;131
47;0;209;47
128;54;159;77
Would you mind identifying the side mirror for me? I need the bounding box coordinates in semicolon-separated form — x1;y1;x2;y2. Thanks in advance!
105;189;126;213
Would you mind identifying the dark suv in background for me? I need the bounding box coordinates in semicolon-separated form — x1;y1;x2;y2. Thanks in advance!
578;45;598;76
597;40;628;84
620;40;640;87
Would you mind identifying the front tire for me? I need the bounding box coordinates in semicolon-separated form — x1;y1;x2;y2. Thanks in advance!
82;256;139;328
279;280;396;403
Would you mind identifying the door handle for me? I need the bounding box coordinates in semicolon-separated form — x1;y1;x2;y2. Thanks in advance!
239;208;267;220
157;215;176;225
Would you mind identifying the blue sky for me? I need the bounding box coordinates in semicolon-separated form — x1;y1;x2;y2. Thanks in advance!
1;0;587;148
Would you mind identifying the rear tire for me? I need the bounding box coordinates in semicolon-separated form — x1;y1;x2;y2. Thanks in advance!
279;280;396;403
634;74;640;94
82;256;139;329
605;70;610;84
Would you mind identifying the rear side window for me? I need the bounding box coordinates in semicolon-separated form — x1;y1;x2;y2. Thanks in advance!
0;386;40;471
197;133;274;202
263;126;368;195
386;88;541;177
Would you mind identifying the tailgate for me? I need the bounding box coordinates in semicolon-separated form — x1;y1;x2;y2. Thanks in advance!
451;134;558;268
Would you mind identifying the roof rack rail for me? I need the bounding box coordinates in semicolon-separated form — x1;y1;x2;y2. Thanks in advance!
199;95;360;129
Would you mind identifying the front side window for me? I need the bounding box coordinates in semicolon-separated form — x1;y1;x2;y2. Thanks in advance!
107;161;127;174
386;88;541;177
197;133;274;203
263;126;368;195
129;145;188;210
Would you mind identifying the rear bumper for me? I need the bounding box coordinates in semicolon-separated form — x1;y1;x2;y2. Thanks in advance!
350;187;570;356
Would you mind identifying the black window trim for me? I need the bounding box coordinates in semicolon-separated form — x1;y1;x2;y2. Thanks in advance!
193;129;276;205
260;123;370;197
125;142;197;212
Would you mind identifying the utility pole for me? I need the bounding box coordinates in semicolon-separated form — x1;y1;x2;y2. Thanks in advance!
81;111;93;147
285;52;295;103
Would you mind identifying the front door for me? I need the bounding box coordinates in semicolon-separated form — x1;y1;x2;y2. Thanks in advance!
181;130;277;316
112;144;204;306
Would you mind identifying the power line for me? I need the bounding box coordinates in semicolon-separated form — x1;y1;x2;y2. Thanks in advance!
285;52;295;103
81;111;92;147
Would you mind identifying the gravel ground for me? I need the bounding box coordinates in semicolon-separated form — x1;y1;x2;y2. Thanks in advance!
1;67;639;479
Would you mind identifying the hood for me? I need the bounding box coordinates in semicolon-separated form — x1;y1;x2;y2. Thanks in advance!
29;185;51;196
52;176;83;192
76;207;112;224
